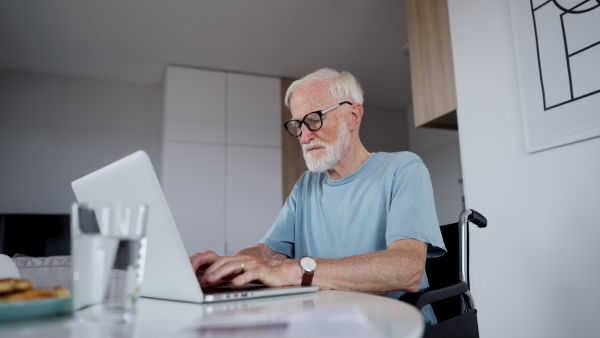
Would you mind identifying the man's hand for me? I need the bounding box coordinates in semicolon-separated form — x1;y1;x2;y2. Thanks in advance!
189;250;222;284
190;240;426;293
198;254;300;288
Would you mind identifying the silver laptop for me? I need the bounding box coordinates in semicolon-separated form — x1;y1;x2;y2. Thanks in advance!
71;150;318;303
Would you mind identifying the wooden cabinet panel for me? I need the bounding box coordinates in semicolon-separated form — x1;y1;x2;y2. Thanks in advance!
406;0;458;129
280;78;306;203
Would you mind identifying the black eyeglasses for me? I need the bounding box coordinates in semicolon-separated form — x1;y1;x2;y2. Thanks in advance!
283;101;352;137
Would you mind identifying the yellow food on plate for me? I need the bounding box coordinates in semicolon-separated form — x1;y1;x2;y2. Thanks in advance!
0;279;71;303
0;289;55;302
52;286;71;299
0;278;35;294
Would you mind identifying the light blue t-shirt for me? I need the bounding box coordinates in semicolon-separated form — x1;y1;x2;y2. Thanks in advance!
260;151;446;325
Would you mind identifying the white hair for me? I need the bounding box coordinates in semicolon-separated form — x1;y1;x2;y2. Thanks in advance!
284;68;364;107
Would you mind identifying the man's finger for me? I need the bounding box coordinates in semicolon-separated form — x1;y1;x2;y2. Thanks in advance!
206;258;256;286
189;251;220;271
203;259;244;284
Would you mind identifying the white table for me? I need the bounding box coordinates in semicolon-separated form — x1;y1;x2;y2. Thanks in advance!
0;291;424;338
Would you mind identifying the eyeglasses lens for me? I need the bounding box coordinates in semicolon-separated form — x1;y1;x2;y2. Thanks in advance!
286;112;323;137
304;113;322;130
287;121;301;136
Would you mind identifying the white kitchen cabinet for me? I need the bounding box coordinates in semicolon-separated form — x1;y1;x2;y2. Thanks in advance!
162;141;226;254
225;145;282;255
163;67;226;143
226;72;281;147
162;66;282;256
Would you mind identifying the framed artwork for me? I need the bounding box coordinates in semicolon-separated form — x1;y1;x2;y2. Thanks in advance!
510;0;600;152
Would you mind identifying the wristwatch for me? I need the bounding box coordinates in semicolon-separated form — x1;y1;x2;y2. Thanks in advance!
299;256;317;286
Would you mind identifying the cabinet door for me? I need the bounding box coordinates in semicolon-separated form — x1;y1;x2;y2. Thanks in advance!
162;141;226;255
162;67;282;256
405;0;458;129
163;66;226;143
226;73;281;147
225;146;282;255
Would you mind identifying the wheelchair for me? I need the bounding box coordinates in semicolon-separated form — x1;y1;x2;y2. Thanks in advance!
401;209;487;338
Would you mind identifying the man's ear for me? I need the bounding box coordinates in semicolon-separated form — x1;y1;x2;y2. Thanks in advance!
348;103;364;130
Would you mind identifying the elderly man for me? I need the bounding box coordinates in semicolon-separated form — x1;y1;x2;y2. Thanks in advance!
190;68;446;325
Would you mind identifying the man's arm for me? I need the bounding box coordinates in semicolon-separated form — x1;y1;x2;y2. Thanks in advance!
237;243;288;259
311;239;426;294
200;238;426;294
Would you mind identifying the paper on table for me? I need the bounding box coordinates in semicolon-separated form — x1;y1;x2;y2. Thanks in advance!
191;305;386;338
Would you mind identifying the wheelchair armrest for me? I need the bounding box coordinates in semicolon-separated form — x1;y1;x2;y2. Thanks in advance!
399;281;469;310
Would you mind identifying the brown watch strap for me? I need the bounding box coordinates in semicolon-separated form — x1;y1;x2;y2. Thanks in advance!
301;270;314;286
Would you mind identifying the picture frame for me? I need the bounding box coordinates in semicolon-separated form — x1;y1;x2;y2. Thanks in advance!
509;0;600;153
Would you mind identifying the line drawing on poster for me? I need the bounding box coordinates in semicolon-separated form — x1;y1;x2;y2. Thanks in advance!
531;0;600;110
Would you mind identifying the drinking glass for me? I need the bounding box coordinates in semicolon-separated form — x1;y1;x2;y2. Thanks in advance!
71;202;149;323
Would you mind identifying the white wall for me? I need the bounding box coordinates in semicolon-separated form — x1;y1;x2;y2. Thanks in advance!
448;1;600;337
0;69;162;214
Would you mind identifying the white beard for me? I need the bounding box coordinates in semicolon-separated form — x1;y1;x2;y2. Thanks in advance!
302;119;351;173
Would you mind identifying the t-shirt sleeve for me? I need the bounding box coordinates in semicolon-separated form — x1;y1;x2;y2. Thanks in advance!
386;158;447;258
259;178;300;258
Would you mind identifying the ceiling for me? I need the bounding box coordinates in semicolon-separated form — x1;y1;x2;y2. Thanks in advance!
0;0;412;109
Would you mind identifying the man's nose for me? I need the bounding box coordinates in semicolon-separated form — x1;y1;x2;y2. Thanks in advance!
299;123;315;144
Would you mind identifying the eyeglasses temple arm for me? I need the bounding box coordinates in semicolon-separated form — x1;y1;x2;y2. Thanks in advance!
321;104;340;115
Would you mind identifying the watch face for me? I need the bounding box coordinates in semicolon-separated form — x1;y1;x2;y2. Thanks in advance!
300;257;317;272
